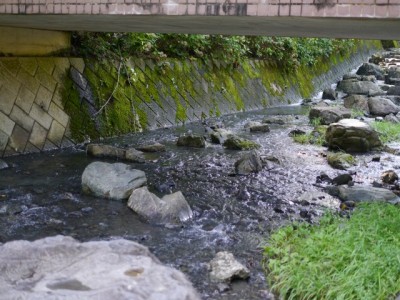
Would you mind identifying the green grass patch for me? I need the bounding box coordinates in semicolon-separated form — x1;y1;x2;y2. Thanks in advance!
263;203;400;300
371;121;400;144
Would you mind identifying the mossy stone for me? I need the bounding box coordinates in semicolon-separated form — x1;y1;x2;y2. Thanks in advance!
223;136;261;150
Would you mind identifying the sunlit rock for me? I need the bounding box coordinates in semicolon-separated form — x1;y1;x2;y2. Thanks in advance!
0;236;200;300
325;119;382;153
209;251;250;282
128;186;192;224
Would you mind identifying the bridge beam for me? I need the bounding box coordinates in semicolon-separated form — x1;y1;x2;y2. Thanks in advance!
0;15;399;40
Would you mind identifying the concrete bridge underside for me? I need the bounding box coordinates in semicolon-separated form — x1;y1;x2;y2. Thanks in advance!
0;15;399;40
0;1;399;39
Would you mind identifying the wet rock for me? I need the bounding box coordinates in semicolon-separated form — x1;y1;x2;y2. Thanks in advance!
356;62;384;80
332;174;353;185
234;151;263;175
387;85;400;96
82;162;147;200
331;185;399;203
249;124;270;133
322;88;337;100
336;79;383;96
384;113;400;123
136;143;166;153
325;119;382;153
127;187;192;224
262;117;285;125
316;172;332;184
368;97;400;116
288;129;306;137
297;191;340;209
244;121;262;128
0;236;199;300
385;67;400;85
343;94;369;114
177;135;206;148
309;106;351;125
87;144;125;159
372;156;381;162
209;251;250;282
381;170;399;184
327;152;356;170
124;148;145;163
340;200;356;210
210;129;233;144
0;159;8;170
369;54;385;65
86;144;145;163
223;136;261;150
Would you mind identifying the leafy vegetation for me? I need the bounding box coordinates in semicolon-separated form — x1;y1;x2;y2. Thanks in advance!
72;32;355;70
264;202;400;300
371;121;400;144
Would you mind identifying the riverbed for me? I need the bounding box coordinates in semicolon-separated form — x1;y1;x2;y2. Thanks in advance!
1;104;399;299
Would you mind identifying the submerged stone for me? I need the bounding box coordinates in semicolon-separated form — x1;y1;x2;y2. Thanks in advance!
0;236;200;300
234;151;263;175
136;143;166;152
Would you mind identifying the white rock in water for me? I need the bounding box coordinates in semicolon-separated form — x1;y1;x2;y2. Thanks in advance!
209;251;250;282
82;161;146;200
0;235;200;300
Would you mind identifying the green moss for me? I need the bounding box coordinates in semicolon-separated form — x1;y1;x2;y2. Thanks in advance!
61;74;99;142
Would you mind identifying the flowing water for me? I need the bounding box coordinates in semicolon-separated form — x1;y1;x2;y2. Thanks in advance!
1;104;399;299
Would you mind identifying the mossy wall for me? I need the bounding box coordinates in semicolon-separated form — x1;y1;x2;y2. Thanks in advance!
64;40;381;142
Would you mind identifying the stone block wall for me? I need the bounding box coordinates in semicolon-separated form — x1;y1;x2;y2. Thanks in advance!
0;57;82;157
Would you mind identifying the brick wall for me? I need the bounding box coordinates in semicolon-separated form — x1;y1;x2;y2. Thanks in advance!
0;58;82;157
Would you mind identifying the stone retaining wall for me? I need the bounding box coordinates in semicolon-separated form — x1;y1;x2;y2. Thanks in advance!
0;41;381;157
0;57;83;156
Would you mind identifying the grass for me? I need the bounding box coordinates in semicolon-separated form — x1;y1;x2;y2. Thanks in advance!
371;121;400;144
263;202;400;300
292;125;327;146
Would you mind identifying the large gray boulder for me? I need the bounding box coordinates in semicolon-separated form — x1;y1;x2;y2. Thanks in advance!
309;106;352;125
325;119;382;153
127;187;193;224
356;62;384;80
368;97;400;116
387;86;400;96
136;143;166;153
234;151;263;175
322;88;337;100
337;79;383;96
343;95;369;114
385;67;400;84
209;251;250;282
82;162;147;200
0;236;200;300
332;186;399;203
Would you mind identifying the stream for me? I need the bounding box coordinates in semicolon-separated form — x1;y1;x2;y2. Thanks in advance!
1;103;399;299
